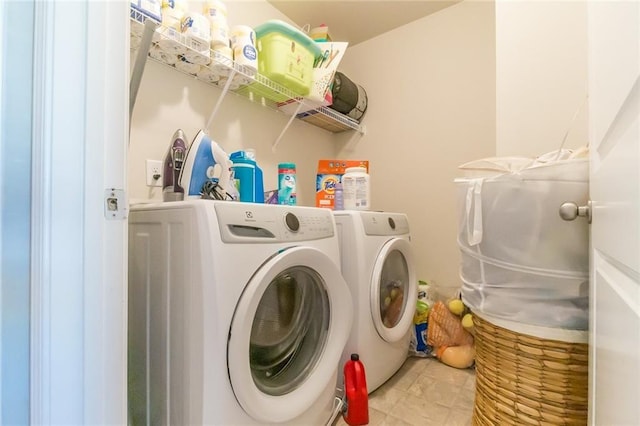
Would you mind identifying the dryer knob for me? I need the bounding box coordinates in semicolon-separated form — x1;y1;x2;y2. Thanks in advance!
285;212;300;232
388;217;396;229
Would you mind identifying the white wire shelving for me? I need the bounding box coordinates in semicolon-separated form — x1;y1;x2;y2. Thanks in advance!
129;8;365;142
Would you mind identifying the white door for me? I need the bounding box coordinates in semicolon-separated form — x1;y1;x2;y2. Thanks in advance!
227;246;352;424
587;2;640;424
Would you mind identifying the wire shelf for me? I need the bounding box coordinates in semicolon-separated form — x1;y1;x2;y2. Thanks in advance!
129;9;363;134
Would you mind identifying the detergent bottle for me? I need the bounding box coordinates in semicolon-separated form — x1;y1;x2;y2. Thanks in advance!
230;150;264;203
343;353;368;426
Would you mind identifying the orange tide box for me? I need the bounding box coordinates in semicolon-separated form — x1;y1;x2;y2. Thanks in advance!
316;159;369;209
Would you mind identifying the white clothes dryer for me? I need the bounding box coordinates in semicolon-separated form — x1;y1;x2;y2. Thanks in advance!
334;211;417;394
128;200;353;425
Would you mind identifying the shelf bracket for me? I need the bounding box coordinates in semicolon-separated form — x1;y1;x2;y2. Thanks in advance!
205;69;237;132
272;102;304;152
129;18;157;129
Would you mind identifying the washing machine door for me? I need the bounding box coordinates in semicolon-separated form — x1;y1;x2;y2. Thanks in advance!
227;246;352;424
370;237;417;342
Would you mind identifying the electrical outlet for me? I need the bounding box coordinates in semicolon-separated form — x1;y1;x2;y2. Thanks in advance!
146;159;163;187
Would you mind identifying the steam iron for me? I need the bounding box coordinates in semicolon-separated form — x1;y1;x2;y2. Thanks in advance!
179;130;232;199
162;129;188;202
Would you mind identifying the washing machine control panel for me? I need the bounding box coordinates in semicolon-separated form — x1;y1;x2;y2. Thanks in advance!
283;212;334;240
214;202;335;242
361;212;410;236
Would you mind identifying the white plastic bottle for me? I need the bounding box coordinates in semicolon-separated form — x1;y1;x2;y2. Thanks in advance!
333;181;344;211
342;166;370;210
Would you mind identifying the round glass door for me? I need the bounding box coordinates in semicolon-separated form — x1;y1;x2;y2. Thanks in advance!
249;266;329;396
228;246;352;424
370;238;417;342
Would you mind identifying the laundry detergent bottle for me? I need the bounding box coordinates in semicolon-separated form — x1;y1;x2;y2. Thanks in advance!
343;353;368;426
230;150;264;203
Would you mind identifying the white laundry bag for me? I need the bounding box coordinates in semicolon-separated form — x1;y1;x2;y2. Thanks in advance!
455;149;589;330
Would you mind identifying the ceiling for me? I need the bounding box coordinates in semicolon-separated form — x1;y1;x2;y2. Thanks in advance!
266;0;461;46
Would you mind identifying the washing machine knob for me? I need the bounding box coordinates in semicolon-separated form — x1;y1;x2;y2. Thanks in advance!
388;217;396;229
284;212;300;232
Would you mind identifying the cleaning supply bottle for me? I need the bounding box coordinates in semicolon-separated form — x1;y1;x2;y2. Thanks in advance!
227;169;240;201
343;353;368;426
277;162;296;205
342;166;370;210
230;150;264;203
334;181;343;210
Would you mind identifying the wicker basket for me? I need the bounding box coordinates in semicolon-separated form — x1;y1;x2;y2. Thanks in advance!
472;314;588;425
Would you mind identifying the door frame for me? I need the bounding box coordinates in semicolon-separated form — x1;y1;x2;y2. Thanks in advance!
30;1;129;423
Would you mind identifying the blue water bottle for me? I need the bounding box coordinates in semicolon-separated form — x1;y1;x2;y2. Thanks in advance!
278;163;296;205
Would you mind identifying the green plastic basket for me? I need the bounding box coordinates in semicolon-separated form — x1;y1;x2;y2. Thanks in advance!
255;20;322;96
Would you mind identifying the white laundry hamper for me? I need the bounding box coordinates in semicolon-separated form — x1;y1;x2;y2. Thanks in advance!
455;153;589;330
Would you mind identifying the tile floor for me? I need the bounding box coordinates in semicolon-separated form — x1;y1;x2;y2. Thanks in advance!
334;357;475;426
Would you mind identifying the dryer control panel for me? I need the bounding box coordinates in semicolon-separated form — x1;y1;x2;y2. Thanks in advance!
361;211;410;236
214;202;335;243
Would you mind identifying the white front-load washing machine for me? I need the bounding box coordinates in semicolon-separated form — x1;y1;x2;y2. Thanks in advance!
128;200;353;425
334;211;417;393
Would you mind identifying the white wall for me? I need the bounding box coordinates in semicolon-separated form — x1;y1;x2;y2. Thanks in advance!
129;0;589;293
129;1;339;205
336;1;496;291
496;0;588;157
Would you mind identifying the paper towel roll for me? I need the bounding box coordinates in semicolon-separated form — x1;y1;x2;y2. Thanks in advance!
217;77;241;90
231;73;252;86
183;49;211;66
175;58;200;75
184;36;210;58
211;47;233;76
196;66;221;84
211;62;231;77
212;46;232;61
148;44;178;65
156;36;187;56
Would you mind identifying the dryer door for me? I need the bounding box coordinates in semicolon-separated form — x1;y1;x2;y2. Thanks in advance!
227;246;352;424
370;238;417;342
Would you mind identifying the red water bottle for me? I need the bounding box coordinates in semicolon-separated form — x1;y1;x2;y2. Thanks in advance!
343;353;369;425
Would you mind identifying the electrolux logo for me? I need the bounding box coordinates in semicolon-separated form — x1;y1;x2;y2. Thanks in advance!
245;211;254;219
